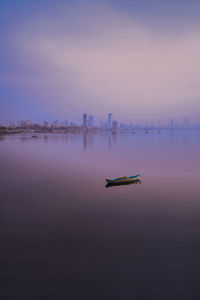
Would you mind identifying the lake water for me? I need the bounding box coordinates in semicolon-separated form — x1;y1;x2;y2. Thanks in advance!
1;131;200;299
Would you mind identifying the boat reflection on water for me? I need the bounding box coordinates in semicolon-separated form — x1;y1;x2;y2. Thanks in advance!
106;179;141;188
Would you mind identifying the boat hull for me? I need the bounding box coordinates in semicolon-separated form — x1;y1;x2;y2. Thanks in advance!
106;175;140;184
106;179;141;188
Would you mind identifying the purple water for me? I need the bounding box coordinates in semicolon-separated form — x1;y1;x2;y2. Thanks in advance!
1;131;200;299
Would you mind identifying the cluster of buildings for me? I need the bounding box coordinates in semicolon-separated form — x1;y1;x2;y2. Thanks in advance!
82;113;119;130
1;114;200;134
5;113;119;131
82;114;94;128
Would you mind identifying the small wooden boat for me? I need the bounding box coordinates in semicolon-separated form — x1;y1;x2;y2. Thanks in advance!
106;174;140;184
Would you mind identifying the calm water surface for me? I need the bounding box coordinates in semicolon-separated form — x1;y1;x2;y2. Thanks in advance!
1;131;200;299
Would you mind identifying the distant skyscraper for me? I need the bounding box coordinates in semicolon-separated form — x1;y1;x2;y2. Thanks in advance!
83;113;88;128
24;119;30;127
52;120;59;128
44;121;50;128
108;113;112;129
112;120;118;130
19;120;26;127
9;121;16;128
62;120;68;127
88;115;94;127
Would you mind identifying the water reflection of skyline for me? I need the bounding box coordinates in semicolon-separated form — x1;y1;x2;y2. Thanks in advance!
6;131;200;154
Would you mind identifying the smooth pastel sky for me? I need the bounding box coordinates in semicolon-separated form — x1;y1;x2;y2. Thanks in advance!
1;0;200;124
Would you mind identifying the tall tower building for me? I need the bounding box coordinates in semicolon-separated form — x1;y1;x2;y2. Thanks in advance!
83;113;88;128
88;115;94;127
112;120;118;130
108;113;112;129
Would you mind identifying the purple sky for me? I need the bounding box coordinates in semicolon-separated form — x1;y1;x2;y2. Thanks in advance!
1;0;200;124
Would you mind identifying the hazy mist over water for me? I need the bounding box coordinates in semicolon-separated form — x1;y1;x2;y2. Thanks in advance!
1;131;200;299
1;0;200;123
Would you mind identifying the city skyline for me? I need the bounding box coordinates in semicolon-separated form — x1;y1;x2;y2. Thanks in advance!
2;112;200;130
